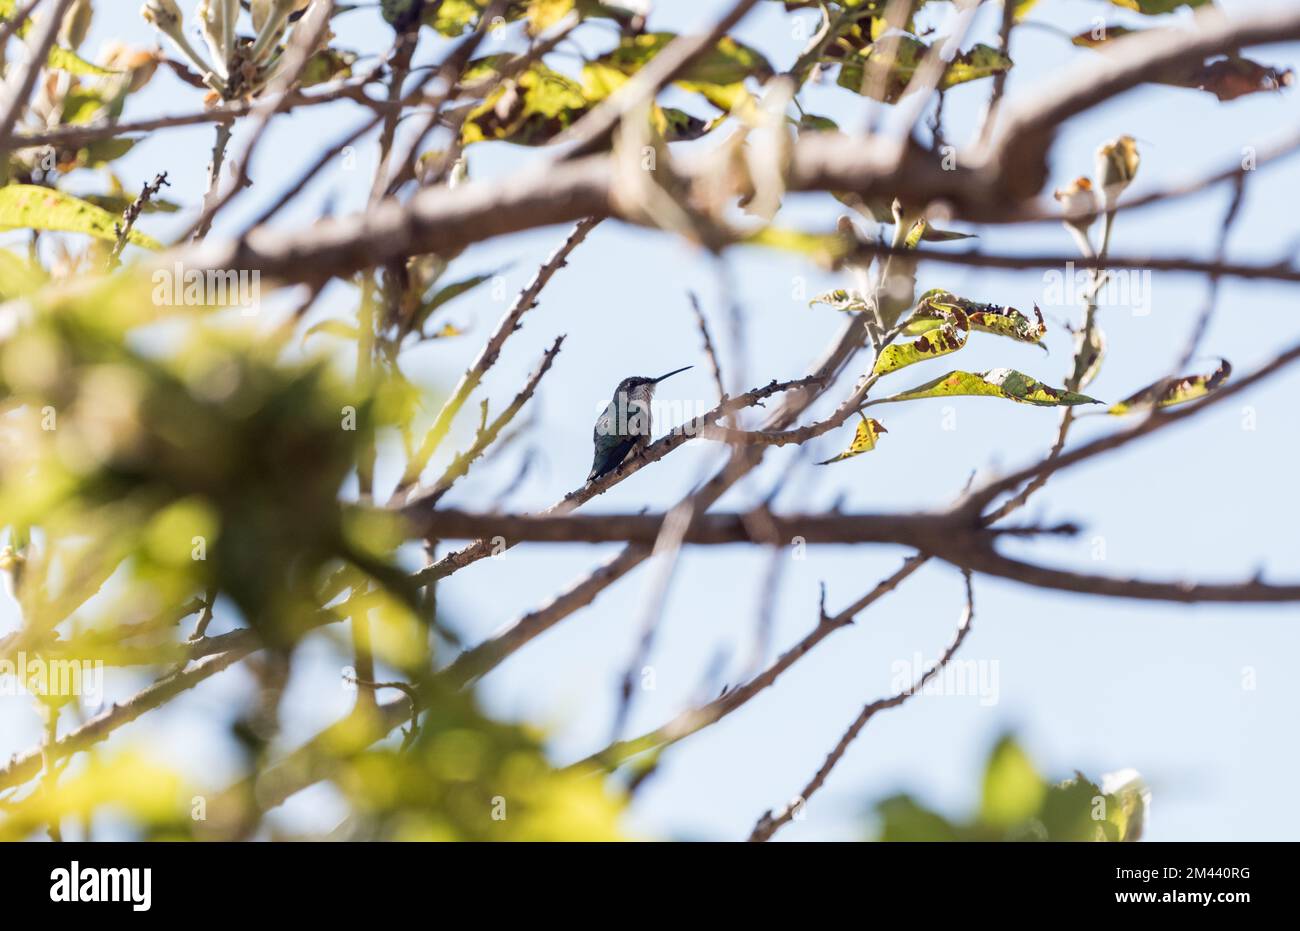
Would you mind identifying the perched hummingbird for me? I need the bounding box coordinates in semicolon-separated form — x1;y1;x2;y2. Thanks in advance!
587;366;693;482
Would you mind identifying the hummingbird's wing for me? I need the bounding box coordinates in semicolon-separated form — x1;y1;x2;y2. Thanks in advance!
589;399;640;481
588;436;638;482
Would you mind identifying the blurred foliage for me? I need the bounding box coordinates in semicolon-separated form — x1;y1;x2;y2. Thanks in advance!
329;685;626;841
869;735;1149;842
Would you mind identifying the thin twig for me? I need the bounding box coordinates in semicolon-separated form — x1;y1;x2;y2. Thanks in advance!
748;571;976;842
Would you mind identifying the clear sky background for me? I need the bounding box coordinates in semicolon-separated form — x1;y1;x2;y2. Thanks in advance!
3;0;1300;841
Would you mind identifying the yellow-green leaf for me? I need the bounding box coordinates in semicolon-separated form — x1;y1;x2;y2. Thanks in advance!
461;58;589;146
875;306;968;375
0;185;161;249
1107;359;1231;415
304;319;360;342
596;32;773;87
1012;0;1040;21
47;46;117;77
743;227;850;268
981;736;1046;829
817;415;887;465
527;0;574;34
883;368;1101;407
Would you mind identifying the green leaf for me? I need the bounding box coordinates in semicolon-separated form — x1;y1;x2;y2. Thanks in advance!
1107;359;1231;415
46;46;117;78
304;319;360;342
816;415;887;465
875;306;968;375
1109;0;1211;13
1039;772;1110;841
883;368;1102;407
906;289;1047;349
0;185;161;249
0;248;48;300
301;48;358;87
412;270;497;334
874;794;961;842
809;288;867;312
981;735;1047;830
77;137;138;169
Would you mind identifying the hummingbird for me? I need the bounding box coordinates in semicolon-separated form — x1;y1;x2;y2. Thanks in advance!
588;366;693;483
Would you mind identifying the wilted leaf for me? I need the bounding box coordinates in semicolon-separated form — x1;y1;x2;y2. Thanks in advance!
1184;56;1294;101
1107;359;1231;414
875;306;968;375
1073;325;1106;391
816;415;887;465
809;288;868;312
835;193;974;241
884;368;1101;407
1074;26;1292;100
0;185;160;249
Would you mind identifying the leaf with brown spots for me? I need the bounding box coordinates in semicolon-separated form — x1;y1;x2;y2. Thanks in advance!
874;306;969;376
905;289;1047;350
817;415;887;465
881;368;1101;407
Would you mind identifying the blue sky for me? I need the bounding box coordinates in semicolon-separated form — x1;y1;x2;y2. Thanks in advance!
3;0;1299;841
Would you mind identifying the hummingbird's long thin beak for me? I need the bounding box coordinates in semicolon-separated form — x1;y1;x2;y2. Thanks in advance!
652;365;693;384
